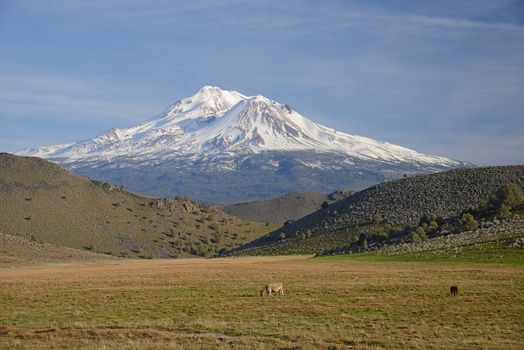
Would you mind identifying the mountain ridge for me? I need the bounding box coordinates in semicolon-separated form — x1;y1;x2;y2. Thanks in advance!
17;86;470;203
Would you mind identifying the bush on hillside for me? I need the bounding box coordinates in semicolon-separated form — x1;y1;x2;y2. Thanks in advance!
372;213;384;225
460;213;479;232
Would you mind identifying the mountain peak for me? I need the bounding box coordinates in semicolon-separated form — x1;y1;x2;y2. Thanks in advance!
16;86;469;203
17;86;465;174
162;85;247;120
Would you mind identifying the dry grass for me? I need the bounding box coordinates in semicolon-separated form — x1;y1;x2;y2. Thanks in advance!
0;256;523;349
0;153;279;259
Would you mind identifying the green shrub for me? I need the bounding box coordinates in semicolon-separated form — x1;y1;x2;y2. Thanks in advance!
372;213;384;225
410;231;421;243
498;203;512;220
460;213;479;231
489;182;524;210
415;226;427;240
306;229;312;238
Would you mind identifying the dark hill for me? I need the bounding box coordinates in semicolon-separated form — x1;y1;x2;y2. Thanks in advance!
0;153;276;259
217;191;353;224
228;165;524;255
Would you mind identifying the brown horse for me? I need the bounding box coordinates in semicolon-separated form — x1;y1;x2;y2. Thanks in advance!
450;285;458;296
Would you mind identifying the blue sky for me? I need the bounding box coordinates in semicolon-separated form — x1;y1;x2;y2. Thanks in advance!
1;0;523;165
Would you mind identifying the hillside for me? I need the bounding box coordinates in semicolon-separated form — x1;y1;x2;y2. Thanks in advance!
228;165;524;255
0;153;277;259
217;190;353;224
0;232;115;265
18;86;468;203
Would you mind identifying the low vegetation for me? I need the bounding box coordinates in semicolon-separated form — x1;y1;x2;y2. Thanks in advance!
227;173;524;256
0;232;115;265
0;256;522;349
0;153;277;259
218;191;353;224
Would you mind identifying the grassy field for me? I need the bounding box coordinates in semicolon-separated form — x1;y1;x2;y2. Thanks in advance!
0;256;523;349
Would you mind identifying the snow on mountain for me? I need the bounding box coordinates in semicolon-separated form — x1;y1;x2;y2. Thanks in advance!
18;85;461;168
17;85;469;203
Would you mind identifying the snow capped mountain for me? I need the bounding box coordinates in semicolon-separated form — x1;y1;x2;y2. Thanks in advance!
20;85;460;166
18;85;468;203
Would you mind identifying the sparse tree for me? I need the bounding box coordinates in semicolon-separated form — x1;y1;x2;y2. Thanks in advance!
410;231;421;243
498;182;524;208
415;226;427;240
460;213;479;231
498;203;512;220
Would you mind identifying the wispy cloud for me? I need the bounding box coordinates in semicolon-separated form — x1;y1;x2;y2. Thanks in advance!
1;0;523;164
0;73;157;123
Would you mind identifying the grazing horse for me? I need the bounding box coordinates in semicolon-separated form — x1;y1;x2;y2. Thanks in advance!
260;283;284;296
450;285;459;296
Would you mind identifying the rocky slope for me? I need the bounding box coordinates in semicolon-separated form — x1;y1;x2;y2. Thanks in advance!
0;153;275;259
18;86;468;203
228;165;524;255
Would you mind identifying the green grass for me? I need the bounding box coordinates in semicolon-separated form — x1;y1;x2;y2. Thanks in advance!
319;234;524;265
0;256;523;349
319;246;524;265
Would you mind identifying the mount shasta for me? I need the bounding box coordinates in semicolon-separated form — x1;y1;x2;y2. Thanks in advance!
18;86;468;203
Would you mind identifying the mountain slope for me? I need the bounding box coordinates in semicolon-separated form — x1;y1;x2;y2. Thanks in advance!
227;165;524;255
0;153;276;258
18;86;468;203
0;232;115;265
218;191;353;224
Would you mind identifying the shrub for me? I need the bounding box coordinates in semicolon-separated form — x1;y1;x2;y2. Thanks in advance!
459;213;479;231
321;201;329;209
415;226;427;240
372;213;384;225
429;217;439;231
498;203;511;220
305;229;312;238
279;232;286;240
410;231;421;243
498;182;524;208
489;182;524;210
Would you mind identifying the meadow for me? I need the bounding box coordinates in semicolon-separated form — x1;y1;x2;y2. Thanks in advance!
0;255;523;349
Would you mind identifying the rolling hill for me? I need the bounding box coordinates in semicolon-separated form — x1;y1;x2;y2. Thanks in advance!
217;190;353;224
0;231;115;265
228;165;524;255
0;153;277;259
